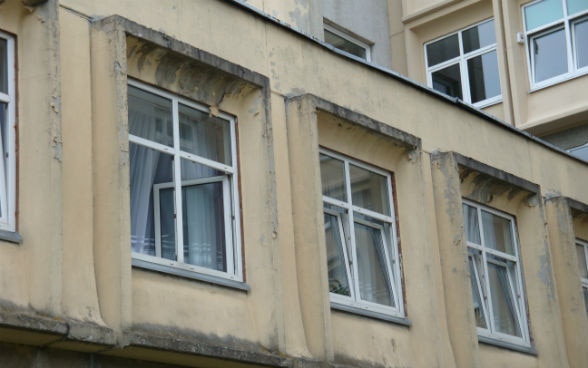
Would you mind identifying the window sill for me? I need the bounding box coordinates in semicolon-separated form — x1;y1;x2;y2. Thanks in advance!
0;229;22;244
478;335;537;356
132;258;250;292
331;302;411;327
529;69;588;93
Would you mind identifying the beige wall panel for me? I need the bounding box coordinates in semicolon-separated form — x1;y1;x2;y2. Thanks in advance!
7;0;64;312
59;8;104;323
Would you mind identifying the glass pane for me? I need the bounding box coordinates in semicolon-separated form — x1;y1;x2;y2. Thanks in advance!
468;50;501;103
426;34;460;66
324;29;367;59
567;0;588;15
157;187;176;260
481;210;515;254
179;104;231;165
320;154;346;201
354;221;395;306
181;159;227;271
324;212;351;296
0;102;5;218
463;204;481;244
524;0;563;31
463;20;496;53
0;38;7;94
469;254;488;328
432;64;463;99
128;86;173;147
488;261;522;337
349;164;390;215
576;244;588;278
583;287;588;319
574;19;588;69
532;28;568;82
129;142;174;257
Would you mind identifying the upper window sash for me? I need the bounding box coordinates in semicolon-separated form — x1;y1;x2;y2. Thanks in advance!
323;22;372;62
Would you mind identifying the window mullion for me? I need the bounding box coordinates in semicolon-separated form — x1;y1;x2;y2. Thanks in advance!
172;99;184;263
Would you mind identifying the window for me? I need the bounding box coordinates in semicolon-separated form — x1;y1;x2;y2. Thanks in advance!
425;19;501;107
463;201;530;347
0;32;16;233
568;142;588;161
324;22;372;61
523;0;588;87
320;150;403;317
128;81;242;282
576;239;588;319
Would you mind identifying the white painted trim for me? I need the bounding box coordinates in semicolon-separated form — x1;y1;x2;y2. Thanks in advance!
0;32;15;232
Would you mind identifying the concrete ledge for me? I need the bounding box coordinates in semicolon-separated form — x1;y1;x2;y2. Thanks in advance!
120;324;290;367
287;94;421;151
0;301;116;351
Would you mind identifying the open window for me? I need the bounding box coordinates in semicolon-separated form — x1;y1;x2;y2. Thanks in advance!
463;201;530;347
320;149;403;317
523;0;588;88
128;81;242;282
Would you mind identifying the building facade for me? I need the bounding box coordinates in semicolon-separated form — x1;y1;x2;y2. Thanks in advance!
0;0;587;367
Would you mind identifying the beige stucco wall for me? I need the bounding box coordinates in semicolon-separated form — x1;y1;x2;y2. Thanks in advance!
0;0;586;366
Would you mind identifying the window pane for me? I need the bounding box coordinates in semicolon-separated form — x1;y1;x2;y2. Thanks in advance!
469;254;488;328
532;28;568;82
481;210;515;254
181;159;227;271
574;18;588;69
157;188;176;260
320;154;346;201
463;20;496;53
324;29;367;59
0;102;6;218
524;0;564;31
129;142;174;257
324;212;351;296
354;221;395;307
178;104;231;165
349;164;390;215
488;261;522;337
576;244;588;278
583;287;588;319
468;50;501;103
567;0;588;15
426;34;459;66
432;64;463;99
463;204;481;244
0;38;7;94
128;86;173;147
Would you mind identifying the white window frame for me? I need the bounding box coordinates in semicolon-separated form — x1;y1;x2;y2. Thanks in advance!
523;0;588;89
320;149;404;318
576;238;588;317
128;80;243;283
324;22;372;62
425;19;502;108
463;200;531;347
0;31;16;233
